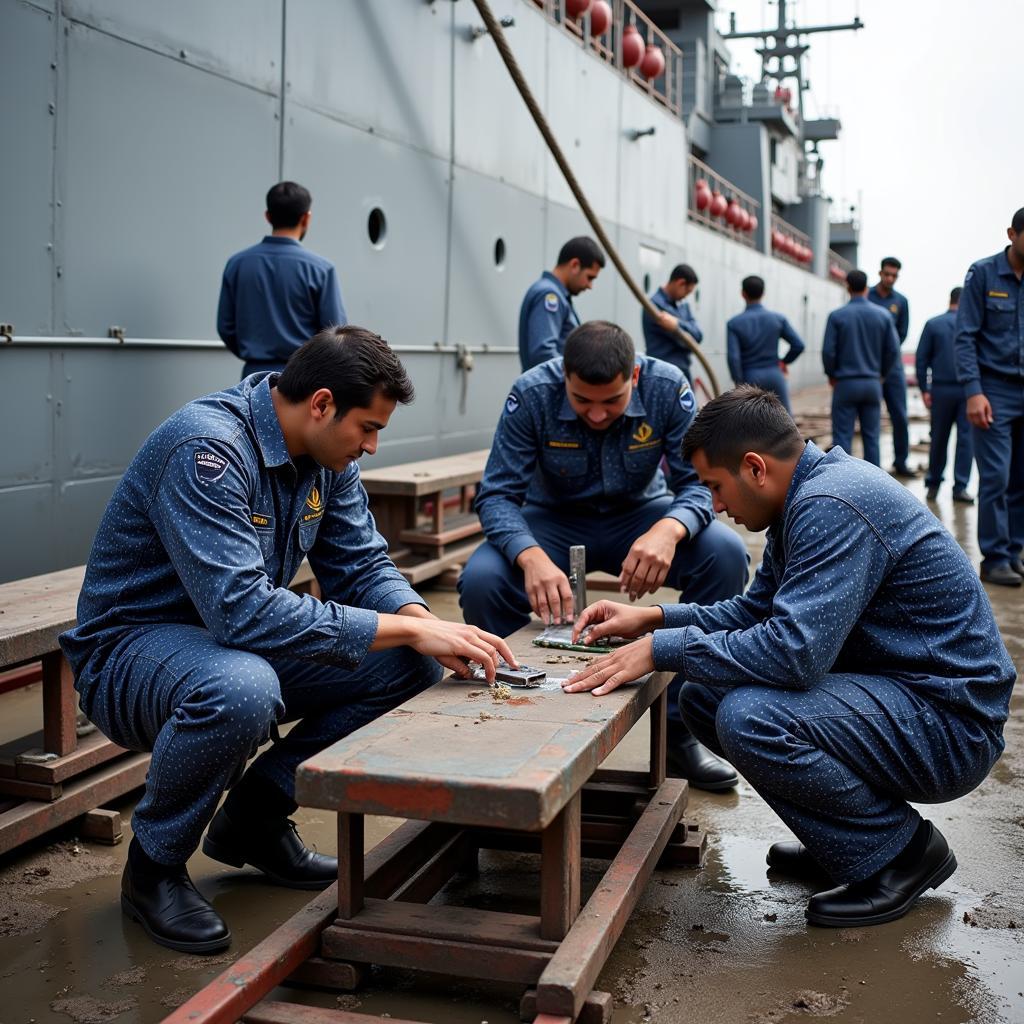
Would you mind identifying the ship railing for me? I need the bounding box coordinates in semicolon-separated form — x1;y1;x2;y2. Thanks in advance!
529;0;684;116
826;248;853;284
687;155;760;250
770;214;814;272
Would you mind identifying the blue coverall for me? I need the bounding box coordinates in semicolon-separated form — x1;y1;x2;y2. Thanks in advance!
518;271;580;371
725;303;805;413
651;442;1014;883
867;285;912;469
955;247;1024;572
217;236;347;377
60;374;439;865
458;356;749;725
642;287;704;386
822;297;901;466
915;309;973;495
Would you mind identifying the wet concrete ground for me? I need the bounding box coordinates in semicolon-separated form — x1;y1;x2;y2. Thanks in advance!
1;405;1022;1024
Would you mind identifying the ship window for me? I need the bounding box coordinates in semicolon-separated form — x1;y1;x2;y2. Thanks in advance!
368;208;387;248
494;237;506;269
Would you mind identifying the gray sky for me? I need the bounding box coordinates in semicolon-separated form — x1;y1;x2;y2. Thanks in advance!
717;0;1023;343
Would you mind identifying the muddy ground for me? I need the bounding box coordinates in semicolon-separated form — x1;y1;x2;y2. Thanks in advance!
1;400;1022;1024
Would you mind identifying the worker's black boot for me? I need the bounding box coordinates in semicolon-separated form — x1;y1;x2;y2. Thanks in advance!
121;838;230;953
665;723;739;791
766;841;831;881
806;820;956;927
203;804;337;890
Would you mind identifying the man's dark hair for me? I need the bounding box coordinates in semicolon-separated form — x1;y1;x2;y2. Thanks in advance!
741;275;765;300
277;326;414;417
266;181;312;229
557;236;605;269
682;385;804;471
847;269;868;293
880;256;902;271
669;263;698;285
950;286;963;305
563;321;634;384
1011;207;1024;233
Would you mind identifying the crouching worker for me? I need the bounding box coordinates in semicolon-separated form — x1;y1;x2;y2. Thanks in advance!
459;320;749;790
565;385;1014;927
60;327;515;953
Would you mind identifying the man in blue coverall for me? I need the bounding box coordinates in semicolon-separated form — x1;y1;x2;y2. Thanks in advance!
519;236;605;371
822;269;901;466
60;328;515;953
726;275;805;412
459;321;749;789
916;287;973;504
955;206;1024;588
567;386;1014;929
642;264;703;386
218;181;347;377
867;256;917;477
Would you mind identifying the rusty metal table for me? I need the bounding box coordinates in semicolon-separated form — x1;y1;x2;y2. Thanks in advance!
165;622;706;1024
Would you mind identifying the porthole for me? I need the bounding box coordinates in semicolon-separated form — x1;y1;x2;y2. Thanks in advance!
368;207;387;248
494;237;506;269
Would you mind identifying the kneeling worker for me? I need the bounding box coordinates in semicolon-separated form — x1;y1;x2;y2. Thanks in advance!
60;328;514;953
567;386;1014;927
459;321;749;789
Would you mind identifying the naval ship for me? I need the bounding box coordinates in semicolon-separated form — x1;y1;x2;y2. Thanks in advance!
0;0;863;584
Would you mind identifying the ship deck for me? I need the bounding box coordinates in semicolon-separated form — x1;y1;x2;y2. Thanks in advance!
1;385;1021;1024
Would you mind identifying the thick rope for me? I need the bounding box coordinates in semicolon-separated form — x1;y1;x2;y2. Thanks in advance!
470;0;721;396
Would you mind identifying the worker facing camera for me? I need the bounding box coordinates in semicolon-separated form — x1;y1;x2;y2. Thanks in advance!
566;385;1013;929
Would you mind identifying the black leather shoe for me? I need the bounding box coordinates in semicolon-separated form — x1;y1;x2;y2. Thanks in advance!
925;486;938;501
666;733;739;791
203;806;337;889
805;821;957;927
121;860;230;953
981;564;1022;587
952;490;974;505
1010;557;1024;579
766;841;831;881
891;464;919;479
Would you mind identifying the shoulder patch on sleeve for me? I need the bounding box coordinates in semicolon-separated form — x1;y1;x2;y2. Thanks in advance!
194;449;229;483
964;267;974;283
544;292;560;313
505;392;520;414
678;386;695;414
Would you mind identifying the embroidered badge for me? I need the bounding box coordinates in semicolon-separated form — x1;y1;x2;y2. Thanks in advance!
988;290;1009;299
194;450;228;483
678;387;695;414
302;485;324;523
889;304;899;314
544;292;560;313
251;512;273;529
546;439;580;449
632;422;654;443
506;393;520;414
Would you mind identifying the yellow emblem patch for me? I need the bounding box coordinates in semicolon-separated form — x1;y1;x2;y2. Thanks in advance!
546;439;580;449
632;422;653;443
988;290;1009;298
889;304;899;314
302;486;324;523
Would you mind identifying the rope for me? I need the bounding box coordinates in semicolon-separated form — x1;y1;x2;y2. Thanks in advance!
469;0;721;397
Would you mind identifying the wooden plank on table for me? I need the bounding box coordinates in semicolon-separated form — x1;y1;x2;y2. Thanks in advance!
328;897;558;953
0;566;84;667
535;778;687;1021
358;450;490;497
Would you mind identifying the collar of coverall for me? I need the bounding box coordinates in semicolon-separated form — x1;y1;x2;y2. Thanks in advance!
249;374;293;469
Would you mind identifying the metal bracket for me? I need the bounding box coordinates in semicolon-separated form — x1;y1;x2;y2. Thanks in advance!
107;325;125;342
0;323;13;343
467;15;514;40
455;343;474;414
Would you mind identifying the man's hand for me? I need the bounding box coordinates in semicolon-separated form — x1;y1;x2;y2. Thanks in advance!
516;546;574;624
619;519;686;600
967;393;993;430
657;311;678;332
922;391;932;410
779;360;789;377
562;636;655;696
408;619;517;683
828;377;836;389
572;600;663;645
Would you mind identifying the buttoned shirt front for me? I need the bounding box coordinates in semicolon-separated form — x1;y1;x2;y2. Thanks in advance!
642;287;703;373
915;310;960;390
217;236;347;366
475;356;713;564
61;374;424;692
867;284;910;343
725;303;805;383
650;442;1015;730
822;297;901;379
954;247;1024;397
518;271;580;371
